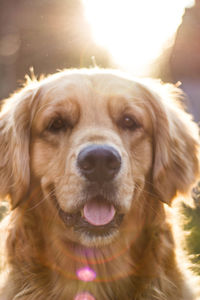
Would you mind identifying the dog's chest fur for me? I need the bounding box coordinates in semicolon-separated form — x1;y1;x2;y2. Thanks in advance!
15;232;189;300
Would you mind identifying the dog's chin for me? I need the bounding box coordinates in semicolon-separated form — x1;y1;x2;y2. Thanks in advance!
78;226;120;247
54;195;125;247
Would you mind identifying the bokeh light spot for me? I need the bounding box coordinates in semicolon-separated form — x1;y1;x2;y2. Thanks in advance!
76;267;96;282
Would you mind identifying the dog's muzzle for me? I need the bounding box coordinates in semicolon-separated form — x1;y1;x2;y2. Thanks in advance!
52;144;124;239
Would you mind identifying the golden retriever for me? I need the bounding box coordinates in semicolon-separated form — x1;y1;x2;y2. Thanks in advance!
0;69;200;300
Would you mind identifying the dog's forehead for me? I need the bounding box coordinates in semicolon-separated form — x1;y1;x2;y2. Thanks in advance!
39;72;144;108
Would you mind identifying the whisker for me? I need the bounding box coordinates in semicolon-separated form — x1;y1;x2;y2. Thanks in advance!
26;189;54;212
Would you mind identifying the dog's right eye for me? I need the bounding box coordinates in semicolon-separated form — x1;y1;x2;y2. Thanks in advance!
47;118;70;133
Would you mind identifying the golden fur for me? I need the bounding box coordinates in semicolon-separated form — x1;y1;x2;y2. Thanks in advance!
0;69;200;300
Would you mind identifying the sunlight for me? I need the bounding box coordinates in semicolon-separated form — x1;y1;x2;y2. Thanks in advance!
82;0;194;75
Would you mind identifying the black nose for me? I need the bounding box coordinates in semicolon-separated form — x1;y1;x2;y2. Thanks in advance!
77;145;121;183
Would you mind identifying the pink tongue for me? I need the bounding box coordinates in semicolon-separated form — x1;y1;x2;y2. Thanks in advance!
83;199;116;226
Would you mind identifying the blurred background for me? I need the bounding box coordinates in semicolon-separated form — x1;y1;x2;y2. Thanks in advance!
0;0;200;271
1;0;200;124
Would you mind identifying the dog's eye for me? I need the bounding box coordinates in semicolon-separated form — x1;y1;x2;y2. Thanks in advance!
119;115;141;131
47;118;70;133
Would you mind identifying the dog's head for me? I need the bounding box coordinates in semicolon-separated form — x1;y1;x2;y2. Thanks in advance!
0;70;199;247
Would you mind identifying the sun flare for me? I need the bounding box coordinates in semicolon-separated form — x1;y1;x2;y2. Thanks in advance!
83;0;194;75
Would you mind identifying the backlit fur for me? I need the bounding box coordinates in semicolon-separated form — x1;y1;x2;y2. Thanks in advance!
0;69;200;300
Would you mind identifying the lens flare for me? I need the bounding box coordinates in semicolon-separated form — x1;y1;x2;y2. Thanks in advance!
82;0;194;75
76;267;96;282
74;292;96;300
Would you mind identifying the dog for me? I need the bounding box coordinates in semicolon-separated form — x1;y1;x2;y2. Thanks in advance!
0;69;199;300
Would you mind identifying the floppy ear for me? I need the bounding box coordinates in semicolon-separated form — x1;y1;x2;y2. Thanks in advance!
0;86;39;208
142;81;200;204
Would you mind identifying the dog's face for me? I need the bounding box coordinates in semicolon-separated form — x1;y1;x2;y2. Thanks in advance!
30;72;153;246
0;70;199;247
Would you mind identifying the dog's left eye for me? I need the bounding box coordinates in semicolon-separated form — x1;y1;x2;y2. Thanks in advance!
47;118;70;133
118;115;141;131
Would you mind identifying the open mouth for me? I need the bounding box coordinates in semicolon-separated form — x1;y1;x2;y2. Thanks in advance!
57;195;124;237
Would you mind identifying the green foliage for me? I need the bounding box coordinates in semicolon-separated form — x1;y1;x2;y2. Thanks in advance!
182;203;200;274
0;202;8;221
